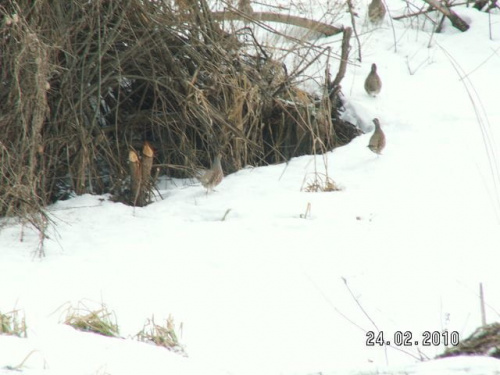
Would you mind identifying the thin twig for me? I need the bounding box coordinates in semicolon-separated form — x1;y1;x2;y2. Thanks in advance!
346;0;362;61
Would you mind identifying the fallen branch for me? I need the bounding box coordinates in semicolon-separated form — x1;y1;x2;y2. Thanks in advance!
421;0;469;31
393;1;468;20
212;11;342;37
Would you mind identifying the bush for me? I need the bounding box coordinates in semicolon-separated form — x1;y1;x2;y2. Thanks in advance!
0;0;357;221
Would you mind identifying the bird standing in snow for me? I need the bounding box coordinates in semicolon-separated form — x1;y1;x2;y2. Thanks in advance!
368;0;386;24
196;153;224;192
368;118;386;155
364;63;382;97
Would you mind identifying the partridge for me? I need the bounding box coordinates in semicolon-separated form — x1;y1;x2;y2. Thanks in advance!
196;154;224;192
364;63;382;97
238;0;253;15
368;0;386;24
368;118;386;155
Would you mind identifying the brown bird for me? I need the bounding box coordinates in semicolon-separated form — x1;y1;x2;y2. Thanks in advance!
364;63;382;97
368;118;386;155
196;154;224;192
238;0;253;15
368;0;386;24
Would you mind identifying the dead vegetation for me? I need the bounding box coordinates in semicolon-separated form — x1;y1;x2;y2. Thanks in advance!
0;0;359;231
302;172;341;192
58;300;188;357
62;301;119;337
438;323;500;359
0;309;27;338
135;315;187;357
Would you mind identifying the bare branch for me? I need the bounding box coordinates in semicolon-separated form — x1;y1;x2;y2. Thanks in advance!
421;0;470;31
212;11;342;36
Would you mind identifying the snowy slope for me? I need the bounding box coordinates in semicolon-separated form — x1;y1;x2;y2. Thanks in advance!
1;1;500;375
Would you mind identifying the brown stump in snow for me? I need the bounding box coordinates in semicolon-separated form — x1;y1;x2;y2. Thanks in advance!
129;150;142;206
141;142;154;204
128;142;155;207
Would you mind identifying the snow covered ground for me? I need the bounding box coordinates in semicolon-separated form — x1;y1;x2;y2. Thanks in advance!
1;1;500;374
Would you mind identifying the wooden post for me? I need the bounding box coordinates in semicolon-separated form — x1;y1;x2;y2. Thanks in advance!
480;282;486;326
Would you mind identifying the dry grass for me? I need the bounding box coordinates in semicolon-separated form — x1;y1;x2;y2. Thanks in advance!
302;172;341;192
0;309;27;338
0;0;360;232
135;315;187;357
62;301;119;338
438;323;500;359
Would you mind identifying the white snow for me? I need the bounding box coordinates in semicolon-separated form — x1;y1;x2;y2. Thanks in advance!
1;1;500;375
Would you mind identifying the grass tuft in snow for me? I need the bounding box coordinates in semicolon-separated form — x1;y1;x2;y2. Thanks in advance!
135;315;187;357
62;301;119;337
438;322;500;359
0;309;27;338
302;172;341;192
